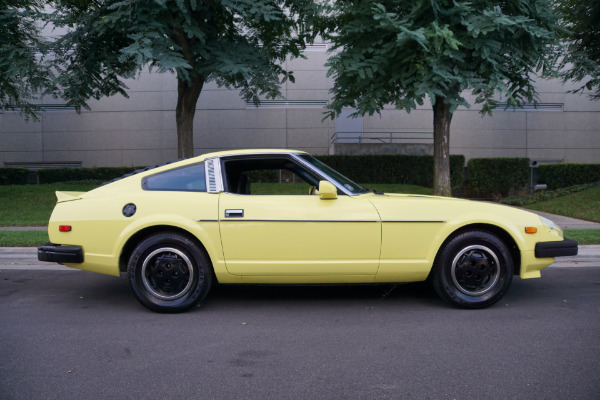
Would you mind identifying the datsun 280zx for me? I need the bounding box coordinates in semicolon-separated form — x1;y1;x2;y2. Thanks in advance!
38;149;578;312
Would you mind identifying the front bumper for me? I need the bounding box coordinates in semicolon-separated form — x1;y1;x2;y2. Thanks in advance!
535;238;578;258
38;243;84;264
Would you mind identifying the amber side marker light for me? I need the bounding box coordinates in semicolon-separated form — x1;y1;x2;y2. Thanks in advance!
59;225;72;232
525;227;537;234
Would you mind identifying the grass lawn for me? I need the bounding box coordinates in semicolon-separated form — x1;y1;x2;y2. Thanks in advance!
563;229;600;245
251;182;433;195
2;182;598;246
0;231;49;247
524;185;600;223
0;182;432;226
0;183;99;226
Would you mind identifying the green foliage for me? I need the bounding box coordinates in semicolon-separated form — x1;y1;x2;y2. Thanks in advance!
320;0;561;197
555;0;600;100
0;1;51;119
0;230;50;247
0;183;99;226
467;158;529;198
502;182;600;207
37;167;138;184
48;0;320;109
236;155;464;188
525;184;600;223
322;0;562;118
540;163;600;189
315;155;465;189
0;168;29;185
562;229;600;245
48;0;321;158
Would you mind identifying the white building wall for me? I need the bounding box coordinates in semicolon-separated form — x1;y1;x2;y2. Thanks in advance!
1;46;599;167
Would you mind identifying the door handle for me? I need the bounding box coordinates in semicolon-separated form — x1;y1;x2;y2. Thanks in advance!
225;209;244;218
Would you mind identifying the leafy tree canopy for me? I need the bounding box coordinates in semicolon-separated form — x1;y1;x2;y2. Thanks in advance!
556;0;600;99
48;0;320;157
324;0;561;118
322;0;562;196
0;0;50;119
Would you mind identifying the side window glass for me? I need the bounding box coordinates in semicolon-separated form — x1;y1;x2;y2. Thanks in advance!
246;169;314;195
142;163;206;192
223;158;320;195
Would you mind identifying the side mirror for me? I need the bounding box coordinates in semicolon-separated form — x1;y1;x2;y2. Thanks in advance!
318;180;337;200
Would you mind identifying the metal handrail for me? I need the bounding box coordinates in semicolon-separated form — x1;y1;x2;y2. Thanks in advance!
330;131;434;145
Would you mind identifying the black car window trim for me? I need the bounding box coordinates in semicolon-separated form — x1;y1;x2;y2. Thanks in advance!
219;154;331;196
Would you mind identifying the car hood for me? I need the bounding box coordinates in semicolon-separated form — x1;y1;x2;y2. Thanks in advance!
366;192;543;227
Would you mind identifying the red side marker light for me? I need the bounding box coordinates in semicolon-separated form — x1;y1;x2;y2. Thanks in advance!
59;225;72;232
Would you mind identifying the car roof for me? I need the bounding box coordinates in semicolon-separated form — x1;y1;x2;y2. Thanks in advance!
101;149;307;186
199;148;307;160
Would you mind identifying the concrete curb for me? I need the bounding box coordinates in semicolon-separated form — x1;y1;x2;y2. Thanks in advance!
1;246;598;271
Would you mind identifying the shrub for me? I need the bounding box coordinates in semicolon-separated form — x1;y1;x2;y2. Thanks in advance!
502;182;600;207
37;167;138;184
540;163;600;189
31;155;470;189
467;158;529;198
0;168;29;185
315;154;465;188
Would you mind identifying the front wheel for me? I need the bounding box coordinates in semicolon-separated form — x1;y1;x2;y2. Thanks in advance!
127;232;212;313
432;231;513;309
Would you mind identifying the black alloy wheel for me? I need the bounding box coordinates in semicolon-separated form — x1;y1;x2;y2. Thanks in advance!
127;232;212;313
432;230;513;308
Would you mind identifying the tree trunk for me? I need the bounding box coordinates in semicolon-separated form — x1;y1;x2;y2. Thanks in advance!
432;96;453;197
175;76;204;159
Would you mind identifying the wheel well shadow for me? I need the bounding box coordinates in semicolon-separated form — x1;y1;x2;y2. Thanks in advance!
431;223;521;278
118;226;215;278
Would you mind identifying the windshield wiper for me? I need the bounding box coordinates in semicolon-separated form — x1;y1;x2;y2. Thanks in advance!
362;186;383;195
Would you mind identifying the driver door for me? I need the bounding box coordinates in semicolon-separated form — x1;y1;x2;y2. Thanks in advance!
218;191;381;278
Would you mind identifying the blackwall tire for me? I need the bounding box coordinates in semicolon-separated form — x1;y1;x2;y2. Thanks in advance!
127;232;212;313
432;231;513;309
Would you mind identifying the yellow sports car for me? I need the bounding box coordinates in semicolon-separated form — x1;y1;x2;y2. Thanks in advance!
38;149;577;312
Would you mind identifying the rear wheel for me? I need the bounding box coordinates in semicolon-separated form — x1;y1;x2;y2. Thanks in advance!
127;232;212;313
432;231;513;308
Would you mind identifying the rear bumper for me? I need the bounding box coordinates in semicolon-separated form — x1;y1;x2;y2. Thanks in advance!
38;243;84;264
535;238;578;258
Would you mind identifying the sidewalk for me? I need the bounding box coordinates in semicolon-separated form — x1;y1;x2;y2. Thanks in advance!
516;209;600;230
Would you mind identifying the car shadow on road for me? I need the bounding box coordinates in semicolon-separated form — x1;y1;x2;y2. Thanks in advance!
207;281;442;309
10;268;592;314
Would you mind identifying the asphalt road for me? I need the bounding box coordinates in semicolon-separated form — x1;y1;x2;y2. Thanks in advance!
1;266;599;400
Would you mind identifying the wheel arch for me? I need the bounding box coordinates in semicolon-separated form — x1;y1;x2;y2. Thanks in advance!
431;223;521;277
118;225;215;278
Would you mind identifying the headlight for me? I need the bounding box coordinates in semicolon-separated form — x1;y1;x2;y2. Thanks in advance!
539;215;563;236
539;216;557;230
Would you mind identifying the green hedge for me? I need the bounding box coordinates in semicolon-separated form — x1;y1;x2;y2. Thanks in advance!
37;167;138;184
11;154;469;188
315;154;465;188
467;158;529;198
540;163;600;190
0;168;29;185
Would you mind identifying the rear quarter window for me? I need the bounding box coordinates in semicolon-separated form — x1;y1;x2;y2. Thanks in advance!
142;163;206;192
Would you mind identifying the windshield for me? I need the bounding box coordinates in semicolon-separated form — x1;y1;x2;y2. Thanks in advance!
297;154;369;195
